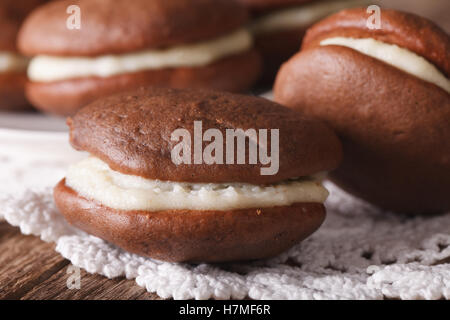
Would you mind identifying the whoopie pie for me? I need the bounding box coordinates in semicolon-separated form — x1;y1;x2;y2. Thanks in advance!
0;0;47;111
54;87;342;263
274;8;450;214
237;0;364;82
18;0;262;116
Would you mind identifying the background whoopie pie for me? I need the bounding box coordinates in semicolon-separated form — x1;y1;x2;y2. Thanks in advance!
0;0;47;111
54;87;342;263
237;0;366;83
18;0;262;116
275;8;450;214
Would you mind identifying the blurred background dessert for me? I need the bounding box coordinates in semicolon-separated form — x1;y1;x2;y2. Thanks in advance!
238;0;368;84
0;0;447;115
274;8;450;213
17;0;261;116
0;0;48;111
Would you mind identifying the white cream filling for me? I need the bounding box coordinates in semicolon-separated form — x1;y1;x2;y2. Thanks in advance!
65;157;329;211
28;28;252;82
0;52;29;73
320;37;450;93
250;0;367;35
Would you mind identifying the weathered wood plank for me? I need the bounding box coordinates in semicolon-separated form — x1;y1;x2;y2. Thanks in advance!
21;265;162;300
0;223;69;299
0;223;161;300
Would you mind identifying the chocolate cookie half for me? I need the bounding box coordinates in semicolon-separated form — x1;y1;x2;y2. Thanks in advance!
18;0;262;116
0;0;47;111
54;87;342;262
238;0;365;83
275;8;450;214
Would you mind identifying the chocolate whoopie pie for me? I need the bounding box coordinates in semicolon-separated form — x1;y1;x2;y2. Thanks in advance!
18;0;262;116
54;87;342;262
0;0;47;111
274;8;450;214
238;0;365;83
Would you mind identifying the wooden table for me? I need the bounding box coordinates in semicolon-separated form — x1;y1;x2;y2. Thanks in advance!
0;222;162;300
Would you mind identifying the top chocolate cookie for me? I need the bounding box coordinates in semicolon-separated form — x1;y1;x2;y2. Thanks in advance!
0;0;47;52
302;8;450;77
18;0;248;56
68;87;342;184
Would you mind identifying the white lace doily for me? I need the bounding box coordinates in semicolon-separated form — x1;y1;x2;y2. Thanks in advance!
0;152;449;300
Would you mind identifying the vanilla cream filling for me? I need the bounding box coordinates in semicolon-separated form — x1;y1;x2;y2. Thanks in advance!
0;52;29;73
28;28;252;82
250;0;366;35
65;157;329;211
320;37;450;93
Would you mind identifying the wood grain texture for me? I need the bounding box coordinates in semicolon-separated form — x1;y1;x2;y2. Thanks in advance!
0;222;162;300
